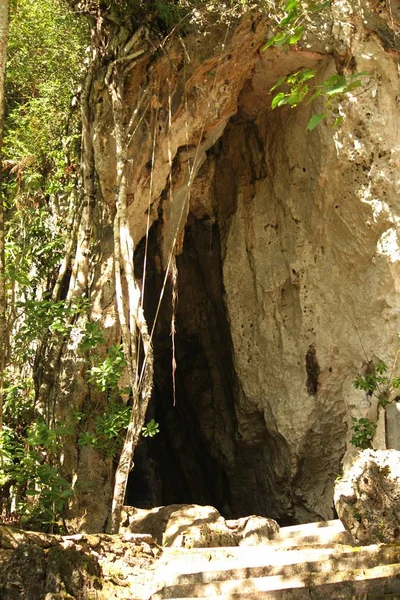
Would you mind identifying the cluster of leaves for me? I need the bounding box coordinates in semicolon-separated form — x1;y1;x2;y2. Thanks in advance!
77;0;213;30
87;344;127;392
262;0;329;50
78;321;106;352
78;402;131;458
350;354;400;449
5;206;65;288
13;297;90;364
78;342;160;456
3;0;89;369
353;358;400;408
4;0;87;206
260;1;369;130
0;376;74;530
270;69;368;130
0;0;89;529
350;417;376;450
142;418;160;438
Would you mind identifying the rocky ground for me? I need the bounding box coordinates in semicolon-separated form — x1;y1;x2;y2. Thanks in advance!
0;526;160;599
2;454;400;600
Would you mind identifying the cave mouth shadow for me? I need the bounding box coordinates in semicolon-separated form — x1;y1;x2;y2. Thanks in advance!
127;214;294;526
127;219;237;518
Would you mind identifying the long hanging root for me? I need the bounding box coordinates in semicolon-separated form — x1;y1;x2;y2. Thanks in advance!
108;66;154;533
171;255;178;406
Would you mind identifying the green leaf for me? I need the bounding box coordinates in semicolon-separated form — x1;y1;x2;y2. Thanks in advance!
262;38;275;51
323;75;347;95
284;0;299;12
297;68;317;82
333;116;344;128
280;11;297;27
351;71;369;79
273;32;291;47
376;360;388;375
271;92;288;109
288;25;304;44
325;84;348;95
270;75;288;92
306;113;325;130
344;80;362;92
307;88;323;104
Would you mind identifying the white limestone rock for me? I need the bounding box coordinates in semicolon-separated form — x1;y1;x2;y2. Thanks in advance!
334;449;400;544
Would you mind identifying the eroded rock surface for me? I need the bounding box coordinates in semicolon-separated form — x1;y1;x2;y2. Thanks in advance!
122;0;400;526
334;449;400;544
57;0;400;529
120;504;279;548
0;526;159;600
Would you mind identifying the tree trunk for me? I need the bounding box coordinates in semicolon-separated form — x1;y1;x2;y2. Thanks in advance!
0;0;10;440
106;66;154;534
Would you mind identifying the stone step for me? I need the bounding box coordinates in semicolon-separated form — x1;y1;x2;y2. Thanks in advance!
158;540;358;576
151;521;400;599
273;519;348;547
152;562;400;599
171;545;400;585
267;519;353;549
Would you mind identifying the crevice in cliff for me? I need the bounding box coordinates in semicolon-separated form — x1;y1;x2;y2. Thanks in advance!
128;219;237;515
126;110;296;525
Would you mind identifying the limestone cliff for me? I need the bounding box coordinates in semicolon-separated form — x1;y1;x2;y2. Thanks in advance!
65;0;400;529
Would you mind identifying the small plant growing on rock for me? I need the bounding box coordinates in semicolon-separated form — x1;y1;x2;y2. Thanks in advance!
142;419;160;438
350;417;376;449
353;357;400;408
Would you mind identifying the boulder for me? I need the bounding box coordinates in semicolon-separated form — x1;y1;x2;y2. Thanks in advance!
120;504;279;548
226;515;280;546
334;449;400;544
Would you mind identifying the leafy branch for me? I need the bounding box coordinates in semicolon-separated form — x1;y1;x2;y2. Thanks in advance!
262;0;330;50
270;69;368;130
353;356;400;408
350;417;376;449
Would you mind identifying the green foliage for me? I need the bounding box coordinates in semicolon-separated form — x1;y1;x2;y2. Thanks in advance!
142;418;160;438
353;357;400;408
270;69;368;130
78;321;106;352
5;0;87;202
5;207;65;289
270;67;316;108
87;344;126;393
3;376;35;427
262;0;329;50
90;0;212;31
78;402;131;458
0;419;74;529
13;297;90;364
3;0;89;365
1;0;89;530
350;417;376;449
263;1;368;130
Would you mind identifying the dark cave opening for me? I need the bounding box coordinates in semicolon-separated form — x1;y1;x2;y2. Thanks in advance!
127;212;294;525
125;110;301;525
127;217;237;516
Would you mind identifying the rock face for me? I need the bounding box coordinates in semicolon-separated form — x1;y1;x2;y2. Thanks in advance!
0;526;159;600
334;449;400;544
57;0;400;529
124;0;400;525
120;504;279;548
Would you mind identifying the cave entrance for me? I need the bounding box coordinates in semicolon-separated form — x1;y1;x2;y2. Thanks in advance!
127;217;236;516
127;191;293;524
